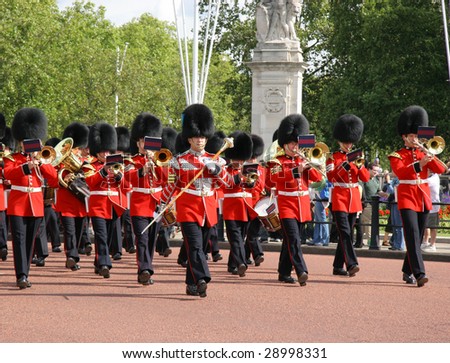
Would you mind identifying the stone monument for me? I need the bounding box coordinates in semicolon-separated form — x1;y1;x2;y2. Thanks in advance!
248;0;307;149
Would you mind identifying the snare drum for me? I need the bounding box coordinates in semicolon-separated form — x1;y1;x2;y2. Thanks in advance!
254;196;281;232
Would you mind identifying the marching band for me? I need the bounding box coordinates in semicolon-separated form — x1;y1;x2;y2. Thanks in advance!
0;103;447;294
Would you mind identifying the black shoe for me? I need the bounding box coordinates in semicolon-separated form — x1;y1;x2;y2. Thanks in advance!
246;258;254;265
228;266;238;275
348;264;360;277
278;275;296;284
35;257;45;267
417;275;429;287
197;279;207;298
78;248;86;255
1;248;7;261
297;272;308;286
254;255;264;267
85;243;93;256
402;273;417;285
16;276;31;289
212;253;223;262
128;246;136;254
112;253;122;261
66;258;80;271
99;265;110;278
353;243;363;248
138;270;154;285
177;258;188;268
333;268;349;276
237;264;247;277
163;248;172;257
186;284;199;296
52;246;62;253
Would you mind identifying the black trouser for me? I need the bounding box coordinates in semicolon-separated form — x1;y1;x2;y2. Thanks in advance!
180;222;211;285
245;217;264;260
0;211;7;250
278;218;308;276
131;216;161;275
91;213;119;269
34;218;49;259
332;211;358;270
205;224;220;256
121;209;134;251
61;216;85;262
225;219;249;269
156;225;171;255
78;217;90;250
45;205;61;248
400;209;428;278
108;217;123;256
10;216;42;278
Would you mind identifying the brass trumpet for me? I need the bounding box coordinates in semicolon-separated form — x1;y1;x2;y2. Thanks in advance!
154;148;172;166
244;172;259;185
36;145;57;164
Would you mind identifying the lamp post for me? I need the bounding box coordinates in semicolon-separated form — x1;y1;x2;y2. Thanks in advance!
114;42;129;127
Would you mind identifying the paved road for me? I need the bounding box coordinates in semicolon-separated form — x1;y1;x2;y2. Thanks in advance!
1;242;449;344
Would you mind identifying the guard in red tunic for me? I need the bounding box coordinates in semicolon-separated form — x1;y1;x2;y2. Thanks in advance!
269;114;322;286
222;131;255;277
244;134;266;267
388;106;447;287
4;108;58;289
55;122;93;271
126;112;164;285
0;115;8;262
0;126;15;262
161;104;234;297
86;122;127;278
326;115;370;277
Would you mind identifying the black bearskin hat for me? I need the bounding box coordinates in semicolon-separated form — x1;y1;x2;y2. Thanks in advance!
88;122;117;156
181;103;214;141
162;127;178;154
205;131;226;154
45;137;61;148
277;114;310;147
0;113;6;139
225;131;253;161
0;127;16;151
397;105;429;136
272;129;278;142
12;107;48;142
333;114;364;143
116;126;130;153
175;133;189;154
62;122;89;149
131;112;162;142
251;134;265;159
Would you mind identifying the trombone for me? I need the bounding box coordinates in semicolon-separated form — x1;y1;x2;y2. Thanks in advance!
297;142;329;179
415;136;445;157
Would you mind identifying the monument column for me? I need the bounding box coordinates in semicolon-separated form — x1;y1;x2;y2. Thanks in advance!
248;0;307;149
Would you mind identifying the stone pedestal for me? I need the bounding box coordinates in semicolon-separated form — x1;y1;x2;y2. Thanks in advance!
248;40;308;150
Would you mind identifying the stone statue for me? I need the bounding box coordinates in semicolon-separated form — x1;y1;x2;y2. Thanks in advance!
256;0;302;44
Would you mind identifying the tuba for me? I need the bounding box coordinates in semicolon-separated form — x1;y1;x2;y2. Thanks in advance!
54;138;91;201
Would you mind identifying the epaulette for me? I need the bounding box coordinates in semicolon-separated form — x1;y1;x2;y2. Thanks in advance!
3;154;15;162
388;152;402;159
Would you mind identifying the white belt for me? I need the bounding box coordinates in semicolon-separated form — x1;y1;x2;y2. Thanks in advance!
0;180;3;184
333;182;359;188
90;191;119;196
223;192;252;198
183;188;214;197
132;187;162;194
11;185;42;193
278;190;309;197
399;179;428;185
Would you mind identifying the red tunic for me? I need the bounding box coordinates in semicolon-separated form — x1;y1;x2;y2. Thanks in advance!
4;153;58;217
222;167;258;222
161;149;233;228
125;154;167;218
85;159;128;218
389;147;447;211
326;150;370;213
270;155;322;222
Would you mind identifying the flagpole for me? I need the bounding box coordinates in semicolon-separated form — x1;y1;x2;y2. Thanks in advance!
442;0;450;82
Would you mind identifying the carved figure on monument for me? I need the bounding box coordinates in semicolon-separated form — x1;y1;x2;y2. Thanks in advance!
256;0;302;43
